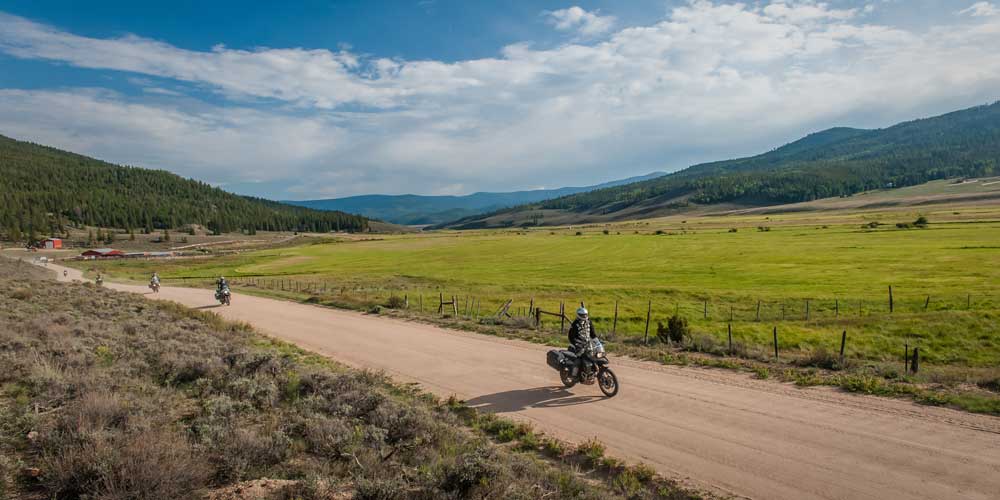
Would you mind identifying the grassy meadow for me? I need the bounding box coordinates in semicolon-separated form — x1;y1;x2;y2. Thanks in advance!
76;204;1000;370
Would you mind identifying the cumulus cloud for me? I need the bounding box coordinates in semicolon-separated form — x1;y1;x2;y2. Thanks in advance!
545;6;616;36
0;2;999;198
958;2;999;17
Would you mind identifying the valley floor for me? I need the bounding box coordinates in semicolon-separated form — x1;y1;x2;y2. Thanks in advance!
39;262;1000;500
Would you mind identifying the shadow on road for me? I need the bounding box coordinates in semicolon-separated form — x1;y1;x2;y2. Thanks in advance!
465;386;605;413
194;304;222;310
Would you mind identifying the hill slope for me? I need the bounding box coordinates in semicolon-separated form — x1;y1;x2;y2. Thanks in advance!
285;172;665;225
441;102;1000;229
0;135;370;238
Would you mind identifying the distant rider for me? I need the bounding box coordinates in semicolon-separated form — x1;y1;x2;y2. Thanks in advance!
568;307;597;376
151;272;160;286
216;276;228;293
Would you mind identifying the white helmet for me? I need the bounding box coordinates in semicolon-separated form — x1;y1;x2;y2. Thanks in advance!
576;307;588;318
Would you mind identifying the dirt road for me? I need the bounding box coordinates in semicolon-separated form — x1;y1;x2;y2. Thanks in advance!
51;264;1000;499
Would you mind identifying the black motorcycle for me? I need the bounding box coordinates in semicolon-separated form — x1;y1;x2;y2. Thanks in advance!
215;286;231;306
546;338;619;397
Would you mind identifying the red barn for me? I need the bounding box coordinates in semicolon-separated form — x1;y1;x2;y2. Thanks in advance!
80;248;124;259
41;238;63;249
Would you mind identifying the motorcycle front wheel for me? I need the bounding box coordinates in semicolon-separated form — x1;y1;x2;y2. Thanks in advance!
598;367;619;397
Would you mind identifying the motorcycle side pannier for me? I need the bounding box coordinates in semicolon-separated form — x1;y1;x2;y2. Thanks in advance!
546;350;564;370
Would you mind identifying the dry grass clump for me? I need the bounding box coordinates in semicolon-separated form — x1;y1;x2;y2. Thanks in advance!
0;258;687;500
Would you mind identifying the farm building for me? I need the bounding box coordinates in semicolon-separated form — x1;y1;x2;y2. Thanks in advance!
41;238;63;249
80;248;125;259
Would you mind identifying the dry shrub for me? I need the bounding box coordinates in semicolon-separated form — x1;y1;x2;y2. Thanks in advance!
384;296;407;309
40;428;209;500
303;415;356;458
797;347;845;370
210;427;292;483
440;444;503;497
10;287;32;300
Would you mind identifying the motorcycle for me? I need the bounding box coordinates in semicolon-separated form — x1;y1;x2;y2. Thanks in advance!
215;286;231;306
149;281;160;293
95;276;103;287
546;338;619;397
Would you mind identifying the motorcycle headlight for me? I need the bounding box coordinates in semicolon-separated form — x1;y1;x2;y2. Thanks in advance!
597;352;606;358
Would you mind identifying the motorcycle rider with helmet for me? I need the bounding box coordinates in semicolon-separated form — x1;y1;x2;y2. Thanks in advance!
568;306;598;377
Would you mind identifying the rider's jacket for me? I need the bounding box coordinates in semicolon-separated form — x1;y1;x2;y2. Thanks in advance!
568;318;596;351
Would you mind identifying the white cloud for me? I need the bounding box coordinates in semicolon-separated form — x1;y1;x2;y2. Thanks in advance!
958;2;999;17
546;6;616;36
0;2;999;198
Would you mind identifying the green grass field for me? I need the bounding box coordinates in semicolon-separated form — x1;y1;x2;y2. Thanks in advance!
80;208;1000;369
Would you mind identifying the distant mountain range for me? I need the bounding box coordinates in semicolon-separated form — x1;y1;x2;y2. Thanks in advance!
283;172;666;225
437;101;1000;229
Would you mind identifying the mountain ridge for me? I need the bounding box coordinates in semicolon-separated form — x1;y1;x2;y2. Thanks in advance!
437;102;1000;229
284;172;667;225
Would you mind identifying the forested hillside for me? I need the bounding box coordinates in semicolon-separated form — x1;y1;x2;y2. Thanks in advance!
0;135;368;239
443;102;1000;228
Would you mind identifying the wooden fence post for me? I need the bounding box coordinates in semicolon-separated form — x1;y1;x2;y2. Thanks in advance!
904;343;909;373
967;294;971;310
612;301;619;337
535;307;541;327
911;347;919;373
756;300;761;322
452;296;458;317
805;299;810;321
728;323;733;354
889;285;894;313
772;326;779;359
839;330;847;365
924;295;930;311
560;302;565;334
703;300;708;319
644;300;652;345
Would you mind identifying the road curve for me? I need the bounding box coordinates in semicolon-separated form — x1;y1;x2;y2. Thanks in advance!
51;263;1000;500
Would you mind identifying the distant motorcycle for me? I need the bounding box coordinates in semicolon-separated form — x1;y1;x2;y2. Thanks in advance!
215;286;231;306
149;281;160;293
546;338;619;397
95;276;103;287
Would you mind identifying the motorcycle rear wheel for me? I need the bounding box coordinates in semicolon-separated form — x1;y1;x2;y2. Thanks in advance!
598;368;619;397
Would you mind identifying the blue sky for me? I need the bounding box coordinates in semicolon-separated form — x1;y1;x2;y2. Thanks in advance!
1;1;999;199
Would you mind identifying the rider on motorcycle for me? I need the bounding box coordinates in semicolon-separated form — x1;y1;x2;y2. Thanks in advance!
216;276;228;293
150;272;160;286
568;307;598;377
